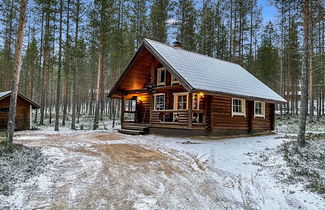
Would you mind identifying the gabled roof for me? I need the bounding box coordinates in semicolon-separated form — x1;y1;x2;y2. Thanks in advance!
0;91;40;109
110;39;286;103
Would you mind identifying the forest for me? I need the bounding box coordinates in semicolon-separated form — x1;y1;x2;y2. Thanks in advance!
0;0;324;131
1;0;325;208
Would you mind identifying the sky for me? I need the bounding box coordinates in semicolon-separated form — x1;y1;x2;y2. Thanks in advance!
258;0;278;24
168;0;278;43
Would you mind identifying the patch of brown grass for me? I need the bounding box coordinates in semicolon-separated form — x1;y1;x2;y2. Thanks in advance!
93;133;123;141
99;144;164;163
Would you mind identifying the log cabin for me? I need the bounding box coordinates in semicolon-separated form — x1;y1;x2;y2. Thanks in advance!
0;91;40;130
109;39;286;136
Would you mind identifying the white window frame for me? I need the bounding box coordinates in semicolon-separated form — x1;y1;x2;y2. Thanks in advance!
154;93;165;111
157;67;166;86
192;93;199;110
231;98;246;117
173;92;189;110
254;101;265;118
171;74;180;85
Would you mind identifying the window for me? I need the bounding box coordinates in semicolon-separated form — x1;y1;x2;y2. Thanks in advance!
124;100;136;112
154;94;165;110
0;108;9;112
254;101;265;118
232;98;246;117
157;67;166;86
192;93;199;110
174;93;188;110
171;75;180;85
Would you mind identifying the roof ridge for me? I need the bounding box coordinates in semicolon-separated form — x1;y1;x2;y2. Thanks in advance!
144;38;241;67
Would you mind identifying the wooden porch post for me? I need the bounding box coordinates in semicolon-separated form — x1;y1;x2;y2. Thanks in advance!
121;95;125;125
149;94;153;124
188;92;193;129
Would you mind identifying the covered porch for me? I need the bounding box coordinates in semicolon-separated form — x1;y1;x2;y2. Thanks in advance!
118;91;208;135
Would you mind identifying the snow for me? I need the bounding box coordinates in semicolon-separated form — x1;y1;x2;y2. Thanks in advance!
0;118;324;209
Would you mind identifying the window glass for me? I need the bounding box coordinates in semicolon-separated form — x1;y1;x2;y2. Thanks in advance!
193;94;199;110
0;108;9;112
255;102;262;115
155;95;165;110
160;70;165;83
177;95;187;110
124;100;136;112
232;99;243;113
171;75;179;85
254;101;264;116
157;68;166;85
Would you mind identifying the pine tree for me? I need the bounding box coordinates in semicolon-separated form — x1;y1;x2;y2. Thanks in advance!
6;0;28;150
92;0;111;130
175;0;196;51
256;21;279;90
298;0;311;146
129;0;148;48
149;0;170;43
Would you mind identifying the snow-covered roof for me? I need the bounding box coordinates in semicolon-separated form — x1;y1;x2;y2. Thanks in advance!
0;90;11;99
144;39;286;103
0;90;40;108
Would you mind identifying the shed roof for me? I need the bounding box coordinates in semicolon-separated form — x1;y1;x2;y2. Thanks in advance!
0;91;40;109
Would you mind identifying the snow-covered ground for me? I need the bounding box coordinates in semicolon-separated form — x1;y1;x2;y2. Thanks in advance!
0;118;324;209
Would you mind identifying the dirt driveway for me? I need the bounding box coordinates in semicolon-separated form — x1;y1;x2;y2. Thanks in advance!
5;130;242;210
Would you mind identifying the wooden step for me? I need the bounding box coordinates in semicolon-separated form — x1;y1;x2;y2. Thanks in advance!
122;125;148;132
118;129;145;135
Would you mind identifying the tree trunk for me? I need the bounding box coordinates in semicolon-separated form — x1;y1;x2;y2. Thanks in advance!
62;0;70;126
71;0;80;130
6;0;28;150
298;0;310;146
93;40;105;130
40;3;51;125
55;0;63;131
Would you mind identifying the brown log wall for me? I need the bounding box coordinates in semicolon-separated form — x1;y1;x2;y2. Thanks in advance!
0;97;30;130
211;94;273;131
137;93;150;123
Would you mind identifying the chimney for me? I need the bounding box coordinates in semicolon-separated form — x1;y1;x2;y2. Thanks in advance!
173;41;182;48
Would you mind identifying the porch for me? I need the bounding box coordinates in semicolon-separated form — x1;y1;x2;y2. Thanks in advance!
118;92;208;135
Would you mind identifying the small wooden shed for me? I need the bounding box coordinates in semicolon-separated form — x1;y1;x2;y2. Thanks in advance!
0;91;40;130
109;39;286;136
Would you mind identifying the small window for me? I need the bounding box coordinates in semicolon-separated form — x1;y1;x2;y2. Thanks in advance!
171;75;180;85
157;67;166;86
174;93;188;110
254;101;265;118
192;93;199;110
154;94;165;110
0;108;9;112
124;100;136;112
232;98;245;117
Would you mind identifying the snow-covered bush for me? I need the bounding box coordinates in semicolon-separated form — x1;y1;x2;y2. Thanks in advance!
0;144;50;196
281;133;325;195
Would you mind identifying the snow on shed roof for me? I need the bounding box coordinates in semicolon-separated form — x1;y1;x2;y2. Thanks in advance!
0;90;40;108
144;39;286;103
0;91;11;99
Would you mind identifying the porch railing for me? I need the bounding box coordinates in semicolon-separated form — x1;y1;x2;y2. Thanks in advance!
151;110;205;125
